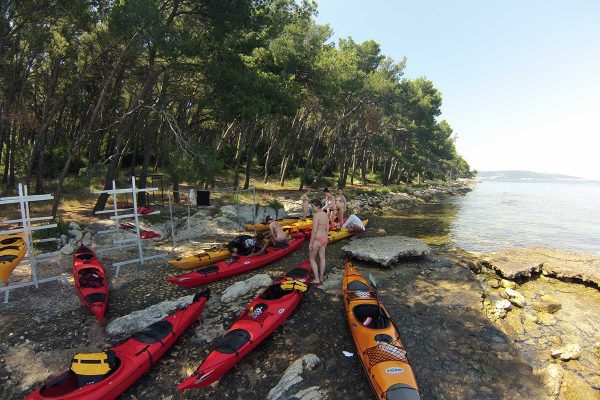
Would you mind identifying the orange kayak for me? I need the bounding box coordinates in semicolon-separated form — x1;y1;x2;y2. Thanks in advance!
342;261;419;400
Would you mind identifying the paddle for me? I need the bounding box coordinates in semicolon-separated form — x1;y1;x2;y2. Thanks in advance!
368;273;385;328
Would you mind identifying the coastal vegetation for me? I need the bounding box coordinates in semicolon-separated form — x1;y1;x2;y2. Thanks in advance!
0;0;471;214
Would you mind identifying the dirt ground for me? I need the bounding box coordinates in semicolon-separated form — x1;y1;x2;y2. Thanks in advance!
0;215;547;400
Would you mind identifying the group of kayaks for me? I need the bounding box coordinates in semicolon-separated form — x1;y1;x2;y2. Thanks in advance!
25;215;419;399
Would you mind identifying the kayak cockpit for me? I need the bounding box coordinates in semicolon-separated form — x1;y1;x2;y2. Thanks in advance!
385;383;421;400
39;353;121;397
353;304;390;329
259;284;294;301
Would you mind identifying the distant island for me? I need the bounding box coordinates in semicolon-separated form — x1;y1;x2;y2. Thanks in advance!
476;170;596;182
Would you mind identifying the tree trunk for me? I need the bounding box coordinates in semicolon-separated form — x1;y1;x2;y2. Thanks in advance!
263;142;273;183
93;61;159;212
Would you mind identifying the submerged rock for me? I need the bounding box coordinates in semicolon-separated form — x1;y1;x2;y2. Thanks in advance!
220;274;273;303
267;354;321;400
342;235;431;267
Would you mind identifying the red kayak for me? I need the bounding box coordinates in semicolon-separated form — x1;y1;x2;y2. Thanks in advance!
168;233;306;288
178;262;311;390
25;290;210;400
73;246;108;324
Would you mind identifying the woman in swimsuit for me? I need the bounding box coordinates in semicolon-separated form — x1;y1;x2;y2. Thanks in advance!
322;188;336;224
335;188;347;225
266;215;290;246
308;199;329;284
300;188;311;220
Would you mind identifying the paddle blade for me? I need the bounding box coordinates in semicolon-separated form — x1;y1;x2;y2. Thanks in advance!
368;273;378;289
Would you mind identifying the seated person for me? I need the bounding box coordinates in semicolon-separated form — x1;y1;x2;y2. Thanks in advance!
227;233;268;257
266;215;290;247
342;214;365;233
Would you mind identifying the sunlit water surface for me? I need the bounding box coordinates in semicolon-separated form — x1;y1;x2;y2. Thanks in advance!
451;180;600;256
378;181;600;256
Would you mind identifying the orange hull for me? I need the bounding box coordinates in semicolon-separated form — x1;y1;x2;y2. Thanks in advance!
342;261;419;399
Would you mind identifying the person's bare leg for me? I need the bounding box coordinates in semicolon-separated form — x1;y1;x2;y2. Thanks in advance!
318;243;327;282
309;244;321;283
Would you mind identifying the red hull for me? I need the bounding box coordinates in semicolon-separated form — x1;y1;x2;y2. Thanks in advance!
168;233;306;288
73;246;108;324
25;290;210;400
178;262;311;390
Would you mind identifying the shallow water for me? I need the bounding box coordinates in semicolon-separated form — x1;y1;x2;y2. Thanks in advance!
382;181;600;256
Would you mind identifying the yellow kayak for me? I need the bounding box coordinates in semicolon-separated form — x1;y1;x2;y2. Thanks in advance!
168;248;231;270
328;219;369;244
0;233;27;284
246;218;302;232
283;218;313;231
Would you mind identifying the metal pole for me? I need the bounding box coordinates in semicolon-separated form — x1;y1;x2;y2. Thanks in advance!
168;191;176;248
130;176;144;264
236;186;240;232
187;189;191;231
252;187;257;236
21;184;39;288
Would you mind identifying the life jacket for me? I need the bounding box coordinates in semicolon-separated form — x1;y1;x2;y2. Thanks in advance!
70;351;116;387
280;278;308;293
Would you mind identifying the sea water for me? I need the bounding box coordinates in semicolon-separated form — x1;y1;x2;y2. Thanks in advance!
450;180;600;256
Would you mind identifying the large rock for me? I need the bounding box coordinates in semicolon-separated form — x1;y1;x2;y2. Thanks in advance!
220;204;257;224
267;354;321;400
106;295;194;336
220;274;273;303
342;235;431;267
213;216;242;232
482;248;600;287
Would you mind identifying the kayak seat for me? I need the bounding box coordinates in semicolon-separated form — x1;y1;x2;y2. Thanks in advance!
79;268;104;288
216;329;251;354
259;284;292;301
347;280;370;291
353;304;390;329
84;293;107;304
197;265;219;275
285;267;310;279
272;241;289;249
386;383;420;400
133;320;174;344
76;253;95;262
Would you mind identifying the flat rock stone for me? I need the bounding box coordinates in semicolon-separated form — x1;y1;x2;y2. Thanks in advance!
106;295;194;337
220;274;273;303
483;248;600;287
551;343;581;361
342;235;431;267
267;354;321;400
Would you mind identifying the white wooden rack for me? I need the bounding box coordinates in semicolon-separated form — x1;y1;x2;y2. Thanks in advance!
94;176;166;276
0;184;64;303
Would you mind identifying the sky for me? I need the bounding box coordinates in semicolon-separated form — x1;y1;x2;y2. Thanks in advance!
315;0;600;179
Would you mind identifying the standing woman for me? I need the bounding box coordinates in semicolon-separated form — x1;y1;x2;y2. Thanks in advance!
335;188;347;225
322;188;336;223
300;188;311;220
308;199;329;284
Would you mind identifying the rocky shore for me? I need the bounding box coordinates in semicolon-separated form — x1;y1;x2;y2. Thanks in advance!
3;179;599;399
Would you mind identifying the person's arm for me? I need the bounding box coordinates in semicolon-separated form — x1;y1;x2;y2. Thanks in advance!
309;215;318;249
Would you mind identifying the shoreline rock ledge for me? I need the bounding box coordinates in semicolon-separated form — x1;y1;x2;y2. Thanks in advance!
342;235;430;267
481;247;600;287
